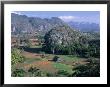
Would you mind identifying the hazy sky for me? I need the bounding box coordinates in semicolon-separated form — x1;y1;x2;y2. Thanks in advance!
12;11;100;24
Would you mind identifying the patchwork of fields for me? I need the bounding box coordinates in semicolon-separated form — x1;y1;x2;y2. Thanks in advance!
11;12;100;77
12;46;99;77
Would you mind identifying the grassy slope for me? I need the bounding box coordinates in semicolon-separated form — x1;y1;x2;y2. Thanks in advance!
12;46;89;77
52;62;73;73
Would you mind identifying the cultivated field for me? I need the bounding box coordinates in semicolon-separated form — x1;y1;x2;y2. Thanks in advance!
12;46;99;77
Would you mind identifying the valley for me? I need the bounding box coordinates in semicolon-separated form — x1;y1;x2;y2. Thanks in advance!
11;13;100;77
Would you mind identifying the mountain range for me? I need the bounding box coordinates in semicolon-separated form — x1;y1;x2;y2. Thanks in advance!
11;13;67;36
11;13;100;35
67;21;100;32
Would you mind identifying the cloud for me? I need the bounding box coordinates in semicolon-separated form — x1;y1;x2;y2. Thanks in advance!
58;16;76;22
11;11;22;15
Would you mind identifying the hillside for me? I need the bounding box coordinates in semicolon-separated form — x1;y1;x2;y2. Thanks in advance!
43;25;100;57
11;13;68;35
44;25;82;45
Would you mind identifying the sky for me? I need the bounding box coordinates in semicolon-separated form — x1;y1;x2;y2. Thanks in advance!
12;11;100;24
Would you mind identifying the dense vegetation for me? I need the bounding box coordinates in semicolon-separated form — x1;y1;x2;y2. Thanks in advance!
12;58;99;77
72;58;100;77
11;48;25;65
43;25;100;58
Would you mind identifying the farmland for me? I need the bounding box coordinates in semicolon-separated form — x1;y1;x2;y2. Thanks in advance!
11;12;100;77
11;45;99;77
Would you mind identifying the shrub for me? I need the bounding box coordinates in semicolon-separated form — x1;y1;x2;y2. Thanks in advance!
52;56;59;62
56;70;70;77
12;69;26;77
46;73;54;77
72;58;100;77
11;48;25;65
28;67;45;77
28;67;39;74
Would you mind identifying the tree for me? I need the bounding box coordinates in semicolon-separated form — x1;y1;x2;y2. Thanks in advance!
88;39;100;58
52;56;59;62
43;25;81;55
43;25;100;58
72;58;100;77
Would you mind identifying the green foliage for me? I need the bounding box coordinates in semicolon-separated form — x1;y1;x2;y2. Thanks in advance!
72;58;100;77
12;69;26;77
56;70;70;76
43;25;80;54
28;67;39;74
52;56;59;62
28;67;46;77
11;48;25;65
88;39;100;58
53;62;73;74
12;67;49;77
43;25;100;58
46;73;54;77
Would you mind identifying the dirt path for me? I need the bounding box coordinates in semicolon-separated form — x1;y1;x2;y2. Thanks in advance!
22;51;43;58
18;50;90;74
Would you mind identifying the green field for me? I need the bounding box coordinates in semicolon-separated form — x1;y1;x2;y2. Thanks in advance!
11;46;100;77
